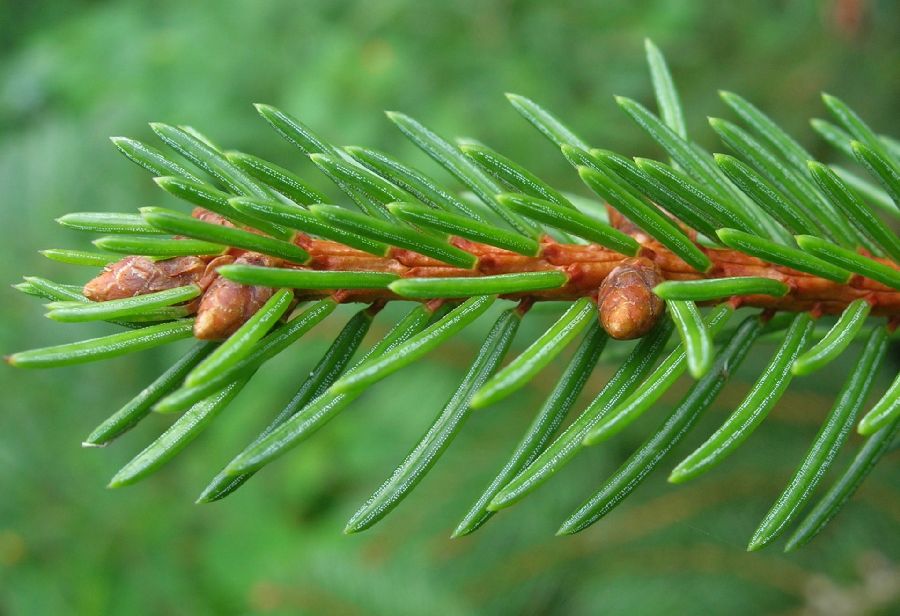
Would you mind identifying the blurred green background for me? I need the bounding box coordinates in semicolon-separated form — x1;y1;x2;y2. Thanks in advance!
1;0;899;613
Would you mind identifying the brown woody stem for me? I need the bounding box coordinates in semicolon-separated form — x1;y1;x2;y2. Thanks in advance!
293;234;900;316
83;208;900;340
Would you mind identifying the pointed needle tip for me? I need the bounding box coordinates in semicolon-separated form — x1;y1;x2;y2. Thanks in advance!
667;469;688;484
746;538;765;552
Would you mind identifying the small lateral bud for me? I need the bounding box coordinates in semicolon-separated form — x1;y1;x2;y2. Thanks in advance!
193;252;283;340
84;255;211;301
83;207;236;302
596;257;665;340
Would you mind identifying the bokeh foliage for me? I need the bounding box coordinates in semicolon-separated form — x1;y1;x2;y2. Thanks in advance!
1;0;898;613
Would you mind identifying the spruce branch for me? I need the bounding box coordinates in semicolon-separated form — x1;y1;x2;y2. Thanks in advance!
5;40;899;551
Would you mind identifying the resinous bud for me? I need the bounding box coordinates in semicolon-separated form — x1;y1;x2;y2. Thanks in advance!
596;257;665;340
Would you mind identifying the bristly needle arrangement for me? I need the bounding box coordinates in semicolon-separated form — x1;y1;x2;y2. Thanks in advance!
7;40;899;551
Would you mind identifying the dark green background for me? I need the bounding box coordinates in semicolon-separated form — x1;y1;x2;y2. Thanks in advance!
1;1;898;613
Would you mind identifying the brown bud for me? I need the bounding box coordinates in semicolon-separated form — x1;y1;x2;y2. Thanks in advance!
83;208;237;302
596;257;665;340
84;255;211;302
193;252;284;340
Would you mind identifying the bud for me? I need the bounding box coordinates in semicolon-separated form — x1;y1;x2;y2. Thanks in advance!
83;207;236;302
83;255;211;302
193;252;282;340
596;257;665;340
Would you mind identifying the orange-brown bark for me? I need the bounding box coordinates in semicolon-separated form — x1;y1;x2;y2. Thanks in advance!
288;235;900;317
84;208;900;340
